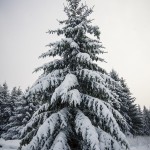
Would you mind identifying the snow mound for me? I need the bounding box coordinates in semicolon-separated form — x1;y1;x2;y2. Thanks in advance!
0;138;20;150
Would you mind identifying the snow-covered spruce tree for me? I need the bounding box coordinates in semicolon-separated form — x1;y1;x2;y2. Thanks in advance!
19;0;130;150
1;87;22;139
2;88;38;140
0;82;11;136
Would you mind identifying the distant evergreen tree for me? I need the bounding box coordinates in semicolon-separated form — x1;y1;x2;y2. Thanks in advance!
0;82;11;136
143;106;150;136
120;78;143;136
1;87;38;140
17;87;23;96
110;70;131;132
110;70;143;136
0;84;4;136
136;104;143;135
11;87;20;110
1;87;22;139
137;105;142;116
19;0;129;150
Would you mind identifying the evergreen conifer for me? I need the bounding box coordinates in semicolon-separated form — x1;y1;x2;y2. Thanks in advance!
1;87;38;140
0;82;11;136
19;1;130;149
143;106;150;135
110;70;143;136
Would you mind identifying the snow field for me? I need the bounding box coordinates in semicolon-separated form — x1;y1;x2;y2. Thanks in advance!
127;136;150;150
0;136;150;150
0;138;20;150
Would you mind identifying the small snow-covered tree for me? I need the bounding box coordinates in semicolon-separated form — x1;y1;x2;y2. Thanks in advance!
19;0;130;150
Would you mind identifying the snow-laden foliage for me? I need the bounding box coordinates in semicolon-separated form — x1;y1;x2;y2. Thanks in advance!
20;108;70;150
51;73;81;106
96;128;123;150
110;69;143;135
49;132;71;150
75;69;120;109
1;87;23;139
1;90;38;140
19;0;130;149
80;94;129;135
75;110;100;150
26;69;65;97
0;83;11;136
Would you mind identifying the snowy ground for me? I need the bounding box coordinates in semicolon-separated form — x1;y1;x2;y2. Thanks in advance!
0;136;150;150
0;138;20;150
127;136;150;150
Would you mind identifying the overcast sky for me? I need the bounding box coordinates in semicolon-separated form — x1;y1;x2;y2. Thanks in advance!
0;0;150;107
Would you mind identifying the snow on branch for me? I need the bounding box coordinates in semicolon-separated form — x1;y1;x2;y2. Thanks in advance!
63;38;79;49
34;60;65;73
76;69;104;82
96;127;125;150
75;69;120;107
50;132;71;150
32;103;49;117
76;52;92;63
21;108;70;150
103;101;129;132
80;94;128;148
26;70;65;97
75;109;100;150
76;69;121;89
20;112;50;139
39;47;60;58
51;74;79;105
39;38;79;59
67;89;81;106
20;103;50;137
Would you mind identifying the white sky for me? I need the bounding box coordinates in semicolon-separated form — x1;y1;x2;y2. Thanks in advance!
0;0;150;107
